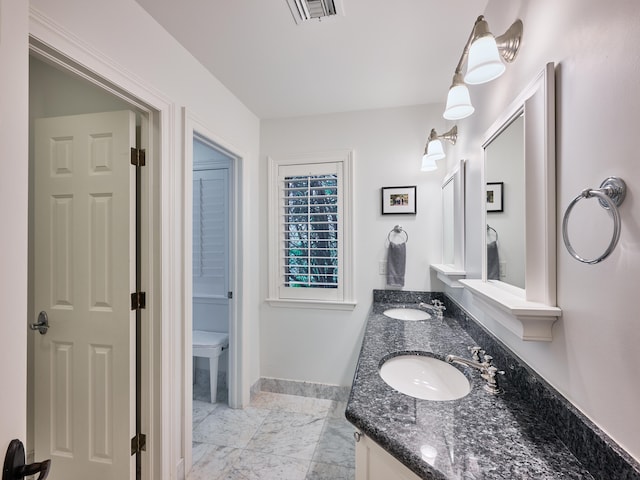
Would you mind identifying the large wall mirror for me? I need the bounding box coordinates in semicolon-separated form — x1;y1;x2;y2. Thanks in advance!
431;159;466;288
461;63;561;341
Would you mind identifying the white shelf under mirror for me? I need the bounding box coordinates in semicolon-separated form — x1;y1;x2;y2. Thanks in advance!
460;279;561;341
430;264;466;288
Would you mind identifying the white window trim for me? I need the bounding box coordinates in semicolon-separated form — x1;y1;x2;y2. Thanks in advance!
267;150;356;310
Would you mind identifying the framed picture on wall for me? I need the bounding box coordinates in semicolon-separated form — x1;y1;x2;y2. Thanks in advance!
486;182;504;212
381;186;417;215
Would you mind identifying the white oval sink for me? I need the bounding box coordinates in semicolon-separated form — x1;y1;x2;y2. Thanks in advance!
383;308;431;321
379;355;470;401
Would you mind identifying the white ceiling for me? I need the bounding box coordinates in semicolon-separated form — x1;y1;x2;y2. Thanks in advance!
134;0;489;119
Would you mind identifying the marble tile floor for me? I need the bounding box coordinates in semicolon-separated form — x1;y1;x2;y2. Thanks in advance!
190;391;356;480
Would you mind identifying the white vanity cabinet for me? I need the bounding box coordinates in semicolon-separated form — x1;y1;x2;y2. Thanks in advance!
355;432;422;480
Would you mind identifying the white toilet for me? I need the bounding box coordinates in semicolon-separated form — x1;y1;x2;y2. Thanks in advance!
193;330;229;403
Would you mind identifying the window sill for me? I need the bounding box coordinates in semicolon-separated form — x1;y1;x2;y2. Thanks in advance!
460;279;561;341
266;298;357;311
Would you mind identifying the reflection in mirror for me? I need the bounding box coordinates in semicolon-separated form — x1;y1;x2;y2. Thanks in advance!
431;160;466;288
442;176;455;265
442;159;465;269
484;113;525;288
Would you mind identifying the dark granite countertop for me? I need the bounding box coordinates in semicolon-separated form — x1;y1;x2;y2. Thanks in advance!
345;300;595;480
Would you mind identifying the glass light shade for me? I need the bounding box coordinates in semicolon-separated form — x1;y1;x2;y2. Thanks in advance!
426;139;445;161
443;84;475;120
464;35;505;85
421;153;438;172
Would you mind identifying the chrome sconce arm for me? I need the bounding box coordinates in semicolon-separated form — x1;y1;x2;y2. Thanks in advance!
495;19;524;63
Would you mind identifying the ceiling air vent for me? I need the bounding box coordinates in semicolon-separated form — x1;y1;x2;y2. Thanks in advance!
286;0;343;24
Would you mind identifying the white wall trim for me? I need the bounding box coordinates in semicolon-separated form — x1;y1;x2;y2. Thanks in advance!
29;8;176;480
0;0;29;457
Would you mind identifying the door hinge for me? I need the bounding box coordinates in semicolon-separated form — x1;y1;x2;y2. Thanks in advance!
131;292;146;310
131;433;147;455
131;147;146;167
227;291;233;299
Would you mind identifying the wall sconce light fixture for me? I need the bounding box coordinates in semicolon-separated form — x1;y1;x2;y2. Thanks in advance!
421;125;457;171
443;16;523;120
444;72;474;121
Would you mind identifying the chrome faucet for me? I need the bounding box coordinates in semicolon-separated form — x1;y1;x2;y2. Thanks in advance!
430;299;446;318
418;299;446;319
446;346;504;394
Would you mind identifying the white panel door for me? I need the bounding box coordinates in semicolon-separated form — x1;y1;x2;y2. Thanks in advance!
33;111;136;480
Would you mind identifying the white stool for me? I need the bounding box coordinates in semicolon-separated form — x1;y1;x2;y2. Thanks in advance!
193;330;229;403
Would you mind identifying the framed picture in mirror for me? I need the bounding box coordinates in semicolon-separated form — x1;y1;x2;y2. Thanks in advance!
486;182;504;212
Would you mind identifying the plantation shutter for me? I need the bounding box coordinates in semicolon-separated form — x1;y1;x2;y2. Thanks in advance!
193;168;228;298
277;161;343;301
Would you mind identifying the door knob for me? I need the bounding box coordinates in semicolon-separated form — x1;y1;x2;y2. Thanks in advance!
30;311;49;335
3;439;51;480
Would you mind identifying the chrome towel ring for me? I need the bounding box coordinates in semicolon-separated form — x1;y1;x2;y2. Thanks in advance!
562;177;626;264
387;225;408;244
487;224;498;241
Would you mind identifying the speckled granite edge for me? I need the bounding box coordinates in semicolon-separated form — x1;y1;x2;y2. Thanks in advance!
372;289;447;305
440;293;640;480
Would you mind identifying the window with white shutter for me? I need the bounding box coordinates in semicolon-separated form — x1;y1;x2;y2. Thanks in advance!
193;167;229;298
268;150;355;309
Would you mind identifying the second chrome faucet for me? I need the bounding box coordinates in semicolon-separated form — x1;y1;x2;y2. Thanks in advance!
418;299;446;320
446;346;505;395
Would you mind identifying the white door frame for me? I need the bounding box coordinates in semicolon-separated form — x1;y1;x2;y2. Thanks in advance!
182;108;246;473
0;0;29;460
29;9;175;480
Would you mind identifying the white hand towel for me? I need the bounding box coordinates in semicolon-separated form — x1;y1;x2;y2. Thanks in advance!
487;240;500;280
